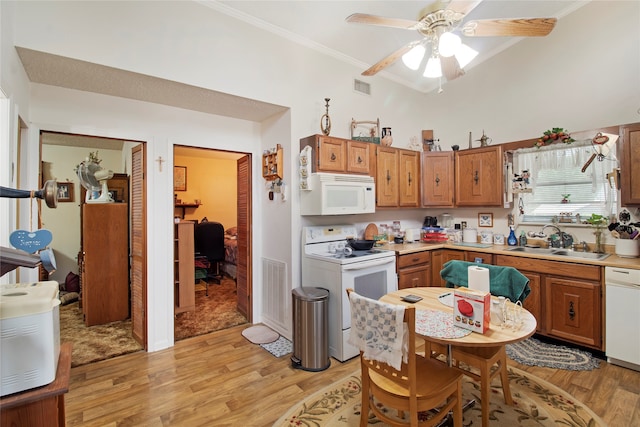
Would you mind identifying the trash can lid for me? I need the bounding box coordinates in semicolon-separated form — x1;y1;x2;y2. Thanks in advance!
292;287;329;301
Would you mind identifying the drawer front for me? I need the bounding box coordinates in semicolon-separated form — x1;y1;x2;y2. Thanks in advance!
495;255;601;281
397;251;431;269
398;265;431;289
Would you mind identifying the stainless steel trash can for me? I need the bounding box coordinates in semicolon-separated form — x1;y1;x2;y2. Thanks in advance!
291;287;330;371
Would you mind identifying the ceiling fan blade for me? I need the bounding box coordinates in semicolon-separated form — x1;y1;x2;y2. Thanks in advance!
444;0;483;16
441;55;465;81
462;18;557;37
362;41;421;76
346;13;420;30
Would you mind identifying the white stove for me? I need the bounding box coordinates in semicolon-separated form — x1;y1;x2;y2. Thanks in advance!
301;225;397;362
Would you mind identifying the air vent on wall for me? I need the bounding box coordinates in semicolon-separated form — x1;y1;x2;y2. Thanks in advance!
354;79;371;95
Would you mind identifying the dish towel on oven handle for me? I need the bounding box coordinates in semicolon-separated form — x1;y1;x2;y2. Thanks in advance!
348;291;407;370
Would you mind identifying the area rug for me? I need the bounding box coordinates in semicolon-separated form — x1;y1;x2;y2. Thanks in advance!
175;275;248;341
260;336;293;357
60;301;143;368
242;324;280;344
506;337;601;371
274;367;606;427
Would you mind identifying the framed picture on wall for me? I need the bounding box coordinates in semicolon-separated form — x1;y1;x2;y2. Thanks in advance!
57;182;74;202
478;213;493;227
174;166;187;191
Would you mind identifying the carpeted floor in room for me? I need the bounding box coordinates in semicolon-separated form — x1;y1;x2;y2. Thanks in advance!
60;275;246;367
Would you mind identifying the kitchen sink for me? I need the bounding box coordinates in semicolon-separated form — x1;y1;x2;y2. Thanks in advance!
507;246;610;260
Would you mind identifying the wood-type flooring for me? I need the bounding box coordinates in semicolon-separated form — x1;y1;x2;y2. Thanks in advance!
65;325;639;426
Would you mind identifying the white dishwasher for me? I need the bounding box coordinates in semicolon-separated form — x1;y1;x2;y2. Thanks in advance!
605;266;640;371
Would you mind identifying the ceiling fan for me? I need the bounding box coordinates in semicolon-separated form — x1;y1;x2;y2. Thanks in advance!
346;0;557;81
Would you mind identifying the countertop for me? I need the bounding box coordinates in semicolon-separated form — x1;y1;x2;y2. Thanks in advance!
378;241;640;270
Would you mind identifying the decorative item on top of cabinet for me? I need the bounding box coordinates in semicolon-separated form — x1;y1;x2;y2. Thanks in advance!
350;118;380;144
455;145;503;207
320;98;331;136
262;144;283;181
620;123;640;206
421;151;454;207
381;127;393;147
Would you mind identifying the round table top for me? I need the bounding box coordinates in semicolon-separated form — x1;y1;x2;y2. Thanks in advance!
381;287;537;347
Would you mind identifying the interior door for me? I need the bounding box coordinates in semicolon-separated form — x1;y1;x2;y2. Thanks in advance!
236;155;252;319
131;144;147;348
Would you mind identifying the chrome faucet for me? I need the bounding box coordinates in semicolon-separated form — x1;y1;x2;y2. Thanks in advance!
541;224;567;249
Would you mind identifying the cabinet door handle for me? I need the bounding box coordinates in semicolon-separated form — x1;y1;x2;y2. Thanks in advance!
435;174;440;186
386;170;391;184
331;153;336;161
568;301;575;320
474;170;479;184
357;155;362;164
408;172;412;185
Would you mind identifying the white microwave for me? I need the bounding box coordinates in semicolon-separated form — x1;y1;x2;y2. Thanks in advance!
300;173;376;215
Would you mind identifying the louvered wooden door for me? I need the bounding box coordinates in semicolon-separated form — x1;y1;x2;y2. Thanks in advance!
131;144;147;348
236;155;252;319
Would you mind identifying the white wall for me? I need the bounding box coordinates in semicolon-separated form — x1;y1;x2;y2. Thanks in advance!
1;1;638;348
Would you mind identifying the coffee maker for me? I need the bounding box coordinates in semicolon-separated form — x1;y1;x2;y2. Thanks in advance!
423;216;438;227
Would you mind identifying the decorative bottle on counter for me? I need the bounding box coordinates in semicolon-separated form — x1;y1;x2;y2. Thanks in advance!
507;227;518;246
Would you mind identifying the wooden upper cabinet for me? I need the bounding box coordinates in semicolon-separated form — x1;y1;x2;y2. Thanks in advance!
455;145;503;207
620;123;640;206
299;134;371;174
375;146;399;207
398;149;420;207
346;140;371;174
421;151;454;207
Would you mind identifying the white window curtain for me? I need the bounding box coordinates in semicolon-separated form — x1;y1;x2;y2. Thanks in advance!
514;140;617;221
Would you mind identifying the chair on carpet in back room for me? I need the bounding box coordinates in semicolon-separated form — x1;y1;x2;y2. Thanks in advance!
431;260;531;427
347;288;463;427
194;221;225;295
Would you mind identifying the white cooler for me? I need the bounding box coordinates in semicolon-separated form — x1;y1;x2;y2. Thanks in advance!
0;281;61;396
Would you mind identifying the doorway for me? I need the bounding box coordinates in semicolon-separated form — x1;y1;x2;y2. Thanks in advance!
40;131;146;366
173;145;252;340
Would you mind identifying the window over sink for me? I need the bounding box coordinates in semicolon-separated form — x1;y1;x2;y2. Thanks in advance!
513;140;617;223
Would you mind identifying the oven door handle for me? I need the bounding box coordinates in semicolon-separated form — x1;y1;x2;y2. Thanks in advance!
342;257;395;271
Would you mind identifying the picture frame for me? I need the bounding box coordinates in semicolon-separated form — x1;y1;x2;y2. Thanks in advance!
108;189;120;202
174;166;187;191
478;213;493;228
57;182;74;202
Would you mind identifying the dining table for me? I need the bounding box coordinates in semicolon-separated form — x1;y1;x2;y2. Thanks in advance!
380;287;537;351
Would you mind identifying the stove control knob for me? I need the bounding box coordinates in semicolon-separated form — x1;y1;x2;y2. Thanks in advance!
343;246;353;256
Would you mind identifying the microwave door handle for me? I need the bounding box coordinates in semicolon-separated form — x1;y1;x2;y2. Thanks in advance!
342;257;394;271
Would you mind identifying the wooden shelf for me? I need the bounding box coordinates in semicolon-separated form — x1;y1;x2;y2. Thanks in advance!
263;144;283;181
174;203;201;219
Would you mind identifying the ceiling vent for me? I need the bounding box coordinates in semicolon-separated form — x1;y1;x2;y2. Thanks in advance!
353;79;371;96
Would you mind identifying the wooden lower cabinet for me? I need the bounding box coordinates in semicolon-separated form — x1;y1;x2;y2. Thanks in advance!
545;276;602;348
431;249;465;287
496;255;602;350
81;204;129;326
174;221;195;313
397;251;431;289
465;251;493;264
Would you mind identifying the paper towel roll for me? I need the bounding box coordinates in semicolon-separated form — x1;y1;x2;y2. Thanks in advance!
468;265;490;294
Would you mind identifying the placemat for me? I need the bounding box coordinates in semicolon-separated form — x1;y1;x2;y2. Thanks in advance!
416;309;472;339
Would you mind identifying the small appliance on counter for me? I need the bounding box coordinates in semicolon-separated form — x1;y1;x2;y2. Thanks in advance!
1;281;61;396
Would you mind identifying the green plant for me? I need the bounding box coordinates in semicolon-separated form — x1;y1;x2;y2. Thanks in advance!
586;213;607;229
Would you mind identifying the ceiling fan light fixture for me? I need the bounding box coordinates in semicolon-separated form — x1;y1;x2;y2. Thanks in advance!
423;56;442;78
401;44;426;70
438;31;461;57
455;43;478;68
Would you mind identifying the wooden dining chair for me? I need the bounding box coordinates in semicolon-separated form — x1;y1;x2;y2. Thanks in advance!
347;288;463;427
430;261;530;427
